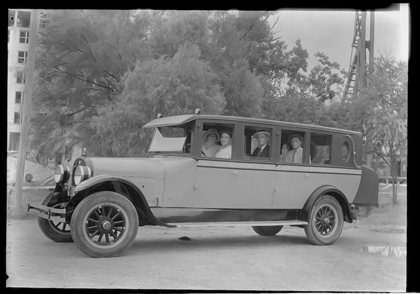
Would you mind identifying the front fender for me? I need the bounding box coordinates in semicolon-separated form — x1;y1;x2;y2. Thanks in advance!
67;175;160;225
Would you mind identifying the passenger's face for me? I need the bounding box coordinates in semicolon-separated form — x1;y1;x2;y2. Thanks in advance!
291;137;301;149
206;134;217;145
341;145;349;159
257;135;268;146
220;133;231;146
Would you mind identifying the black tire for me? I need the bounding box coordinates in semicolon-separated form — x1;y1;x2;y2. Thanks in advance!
304;195;344;245
252;226;283;236
38;202;73;243
70;191;139;258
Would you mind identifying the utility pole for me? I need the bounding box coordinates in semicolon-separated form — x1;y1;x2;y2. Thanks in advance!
13;10;39;217
343;10;375;100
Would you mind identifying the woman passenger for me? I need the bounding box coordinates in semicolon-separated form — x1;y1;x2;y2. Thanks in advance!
201;129;221;157
215;131;232;159
285;135;303;163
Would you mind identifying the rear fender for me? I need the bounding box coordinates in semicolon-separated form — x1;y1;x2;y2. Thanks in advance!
66;176;160;225
353;166;379;207
301;185;353;223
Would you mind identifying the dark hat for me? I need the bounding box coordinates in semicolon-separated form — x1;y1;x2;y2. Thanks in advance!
253;130;271;139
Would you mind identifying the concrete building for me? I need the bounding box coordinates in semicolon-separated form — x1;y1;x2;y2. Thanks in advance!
8;9;49;151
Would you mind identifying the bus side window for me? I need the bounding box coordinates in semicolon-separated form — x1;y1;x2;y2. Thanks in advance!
310;133;332;165
280;130;305;164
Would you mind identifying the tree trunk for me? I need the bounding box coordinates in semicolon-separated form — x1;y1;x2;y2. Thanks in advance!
391;156;398;205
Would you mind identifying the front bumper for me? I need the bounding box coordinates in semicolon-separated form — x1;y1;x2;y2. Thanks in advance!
27;203;67;222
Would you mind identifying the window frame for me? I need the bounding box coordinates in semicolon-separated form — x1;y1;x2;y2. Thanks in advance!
16;11;31;28
16;70;25;84
309;131;334;166
331;134;356;168
276;127;309;166
17;51;28;64
14;112;21;124
147;122;195;156
241;123;277;163
15;91;23;104
19;30;29;44
195;119;238;162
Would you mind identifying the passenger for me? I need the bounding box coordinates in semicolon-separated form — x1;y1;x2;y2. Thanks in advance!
201;129;221;157
215;131;232;159
280;143;289;161
251;131;270;157
285;135;303;163
341;141;350;162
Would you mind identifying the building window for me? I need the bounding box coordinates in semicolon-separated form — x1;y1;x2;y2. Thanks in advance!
9;132;21;151
17;11;31;28
14;112;21;124
16;71;25;84
17;51;28;64
40;19;49;29
9;10;15;27
15;91;23;104
19;31;29;44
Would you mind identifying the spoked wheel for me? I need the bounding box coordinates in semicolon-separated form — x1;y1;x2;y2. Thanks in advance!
252;226;283;236
304;195;344;245
38;202;73;243
71;192;138;258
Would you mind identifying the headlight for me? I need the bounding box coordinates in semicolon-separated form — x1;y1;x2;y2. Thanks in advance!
54;165;70;184
73;165;92;185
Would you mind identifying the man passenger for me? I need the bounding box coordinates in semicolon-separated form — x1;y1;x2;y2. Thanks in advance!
252;130;270;158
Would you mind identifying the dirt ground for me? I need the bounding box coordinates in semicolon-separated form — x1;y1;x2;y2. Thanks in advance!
6;185;406;291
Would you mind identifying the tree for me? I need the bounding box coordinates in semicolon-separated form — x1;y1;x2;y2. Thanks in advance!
361;57;407;204
30;10;153;161
89;43;225;156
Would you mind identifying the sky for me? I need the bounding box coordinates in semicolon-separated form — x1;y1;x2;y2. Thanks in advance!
270;4;410;70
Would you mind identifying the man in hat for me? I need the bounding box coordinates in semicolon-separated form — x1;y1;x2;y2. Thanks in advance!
251;130;271;158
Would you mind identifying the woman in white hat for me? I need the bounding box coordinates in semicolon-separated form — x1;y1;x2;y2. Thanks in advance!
201;129;221;158
215;130;232;159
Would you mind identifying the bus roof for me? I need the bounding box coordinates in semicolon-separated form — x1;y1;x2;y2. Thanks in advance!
143;114;361;135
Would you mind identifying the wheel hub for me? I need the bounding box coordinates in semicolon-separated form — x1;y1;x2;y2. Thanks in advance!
101;220;112;231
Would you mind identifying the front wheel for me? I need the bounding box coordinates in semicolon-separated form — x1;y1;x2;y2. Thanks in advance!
304;195;344;245
252;226;283;236
38;202;73;243
70;191;139;258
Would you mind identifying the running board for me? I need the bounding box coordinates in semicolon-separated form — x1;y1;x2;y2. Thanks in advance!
166;220;308;228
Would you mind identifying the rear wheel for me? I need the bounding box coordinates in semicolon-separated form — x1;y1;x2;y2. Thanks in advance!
252;226;283;236
70;191;139;258
38;202;73;243
304;195;344;245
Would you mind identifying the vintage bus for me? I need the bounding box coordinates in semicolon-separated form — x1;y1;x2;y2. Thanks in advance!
28;113;378;257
